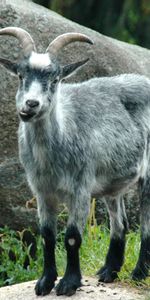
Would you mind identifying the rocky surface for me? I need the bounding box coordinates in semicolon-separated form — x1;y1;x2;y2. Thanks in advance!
1;0;150;230
0;277;146;300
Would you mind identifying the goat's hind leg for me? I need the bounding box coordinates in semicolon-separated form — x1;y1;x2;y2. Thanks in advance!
132;176;150;280
97;196;128;283
56;191;91;296
35;196;58;296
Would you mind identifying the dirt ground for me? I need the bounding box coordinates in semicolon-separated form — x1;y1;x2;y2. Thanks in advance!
0;277;148;300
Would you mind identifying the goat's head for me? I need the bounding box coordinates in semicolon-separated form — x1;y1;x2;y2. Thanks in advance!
0;27;93;122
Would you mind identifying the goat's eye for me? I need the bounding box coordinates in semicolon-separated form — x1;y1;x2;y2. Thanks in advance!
52;78;58;85
50;77;59;92
18;72;23;80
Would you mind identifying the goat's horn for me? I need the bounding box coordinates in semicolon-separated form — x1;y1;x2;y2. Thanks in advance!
46;32;93;56
0;27;36;56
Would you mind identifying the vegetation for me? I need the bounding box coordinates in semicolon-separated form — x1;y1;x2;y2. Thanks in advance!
0;200;149;291
33;0;150;49
0;224;149;290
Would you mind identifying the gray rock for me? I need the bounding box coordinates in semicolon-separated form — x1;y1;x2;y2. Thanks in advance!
0;0;150;230
0;277;144;300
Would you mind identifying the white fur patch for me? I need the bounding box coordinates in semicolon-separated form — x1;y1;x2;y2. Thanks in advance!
55;84;66;134
138;141;149;179
29;52;51;68
32;143;46;168
25;80;42;102
68;238;75;246
139;149;148;179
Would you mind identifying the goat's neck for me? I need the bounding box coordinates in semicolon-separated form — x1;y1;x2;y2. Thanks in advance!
23;109;62;149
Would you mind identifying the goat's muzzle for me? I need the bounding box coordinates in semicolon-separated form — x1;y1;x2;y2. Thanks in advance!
19;99;39;122
19;110;36;122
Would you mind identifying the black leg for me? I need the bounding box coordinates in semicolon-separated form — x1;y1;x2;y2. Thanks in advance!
56;225;82;296
132;236;150;280
35;226;57;296
97;197;128;282
97;236;125;282
132;177;150;280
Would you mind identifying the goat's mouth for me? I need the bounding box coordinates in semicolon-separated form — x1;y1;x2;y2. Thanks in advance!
19;110;36;122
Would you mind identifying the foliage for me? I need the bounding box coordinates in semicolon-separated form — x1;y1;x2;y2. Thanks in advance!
0;224;149;291
33;0;150;49
0;201;149;292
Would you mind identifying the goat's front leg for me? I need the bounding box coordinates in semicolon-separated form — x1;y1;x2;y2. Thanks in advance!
56;191;90;296
97;196;128;283
35;196;58;296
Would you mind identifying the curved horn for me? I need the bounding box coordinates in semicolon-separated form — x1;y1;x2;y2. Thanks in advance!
46;32;93;56
0;27;36;56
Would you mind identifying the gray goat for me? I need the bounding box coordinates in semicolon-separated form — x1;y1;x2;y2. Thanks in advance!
0;27;150;296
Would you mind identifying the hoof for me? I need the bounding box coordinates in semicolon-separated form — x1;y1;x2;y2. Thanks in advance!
132;266;148;281
35;275;55;296
97;265;118;283
56;275;81;296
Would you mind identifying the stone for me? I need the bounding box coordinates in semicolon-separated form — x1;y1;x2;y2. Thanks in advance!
0;277;145;300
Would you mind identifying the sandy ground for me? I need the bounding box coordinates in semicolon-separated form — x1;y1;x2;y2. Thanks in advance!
0;277;147;300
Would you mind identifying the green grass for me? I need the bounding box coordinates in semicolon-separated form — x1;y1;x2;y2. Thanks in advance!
0;224;150;292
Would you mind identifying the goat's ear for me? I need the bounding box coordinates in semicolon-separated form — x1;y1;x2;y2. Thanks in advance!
0;58;18;75
61;58;89;79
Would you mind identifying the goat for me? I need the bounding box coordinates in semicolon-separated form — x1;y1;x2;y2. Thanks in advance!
0;27;150;297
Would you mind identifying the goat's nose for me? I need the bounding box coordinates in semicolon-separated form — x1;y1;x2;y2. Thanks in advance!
26;99;39;108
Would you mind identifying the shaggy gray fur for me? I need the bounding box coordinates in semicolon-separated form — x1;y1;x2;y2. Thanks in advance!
1;35;150;291
16;73;150;235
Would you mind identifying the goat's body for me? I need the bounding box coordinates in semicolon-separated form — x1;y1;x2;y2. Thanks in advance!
19;74;150;202
1;26;150;293
18;75;150;289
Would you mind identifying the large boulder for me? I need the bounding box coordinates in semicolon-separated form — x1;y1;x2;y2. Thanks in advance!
0;0;150;231
0;277;144;300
